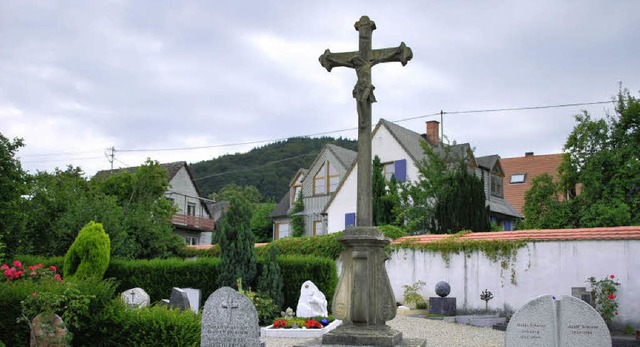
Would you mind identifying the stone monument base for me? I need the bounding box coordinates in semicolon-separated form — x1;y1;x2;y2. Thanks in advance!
295;324;423;347
296;337;426;347
429;297;456;316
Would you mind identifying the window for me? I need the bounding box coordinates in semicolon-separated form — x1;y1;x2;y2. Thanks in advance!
491;174;503;197
187;202;196;216
314;221;325;236
314;161;339;195
276;223;290;239
383;162;395;181
185;236;199;245
292;185;302;203
345;212;356;228
510;174;526;184
383;160;407;182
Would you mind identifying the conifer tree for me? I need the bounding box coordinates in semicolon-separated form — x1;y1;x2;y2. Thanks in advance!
372;155;386;225
290;191;305;237
217;196;257;288
257;246;284;310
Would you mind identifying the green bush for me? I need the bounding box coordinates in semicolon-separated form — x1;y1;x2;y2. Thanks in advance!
258;233;344;259
64;221;111;279
104;257;220;303
257;246;284;311
177;245;221;258
91;300;200;346
0;276;116;347
377;225;407;240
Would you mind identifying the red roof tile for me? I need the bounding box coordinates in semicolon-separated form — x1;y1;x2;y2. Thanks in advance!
393;226;640;244
501;153;564;215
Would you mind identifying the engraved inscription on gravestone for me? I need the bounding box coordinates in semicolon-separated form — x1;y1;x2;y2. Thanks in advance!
201;286;260;347
506;294;611;347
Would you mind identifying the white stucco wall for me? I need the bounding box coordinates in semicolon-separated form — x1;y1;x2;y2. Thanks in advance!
385;239;640;328
326;165;357;234
168;166;210;218
372;125;420;183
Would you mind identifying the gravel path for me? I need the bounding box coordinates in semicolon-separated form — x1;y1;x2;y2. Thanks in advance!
261;315;505;347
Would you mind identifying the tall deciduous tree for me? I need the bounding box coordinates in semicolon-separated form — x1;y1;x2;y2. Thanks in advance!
0;133;27;258
217;196;257;288
210;183;262;205
251;201;277;242
525;87;640;228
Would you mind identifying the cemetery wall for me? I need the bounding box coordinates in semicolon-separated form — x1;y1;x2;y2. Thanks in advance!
385;239;640;328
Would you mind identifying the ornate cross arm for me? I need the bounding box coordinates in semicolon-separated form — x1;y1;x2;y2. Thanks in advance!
370;42;413;66
319;50;359;72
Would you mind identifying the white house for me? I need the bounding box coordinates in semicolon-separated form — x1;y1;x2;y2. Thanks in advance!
269;144;356;239
271;119;521;237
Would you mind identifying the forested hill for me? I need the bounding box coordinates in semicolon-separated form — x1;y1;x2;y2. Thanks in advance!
190;137;357;201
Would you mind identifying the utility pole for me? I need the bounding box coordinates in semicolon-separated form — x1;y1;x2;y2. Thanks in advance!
105;146;115;170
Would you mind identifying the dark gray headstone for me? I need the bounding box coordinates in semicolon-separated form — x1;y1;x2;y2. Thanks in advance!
169;287;191;312
429;297;456;316
183;288;201;314
505;294;611;347
435;281;451;297
201;286;260;347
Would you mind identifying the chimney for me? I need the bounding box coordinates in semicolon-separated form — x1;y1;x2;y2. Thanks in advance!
426;121;440;145
525;152;534;157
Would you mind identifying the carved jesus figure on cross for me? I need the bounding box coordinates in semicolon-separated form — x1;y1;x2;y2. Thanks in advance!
319;16;412;227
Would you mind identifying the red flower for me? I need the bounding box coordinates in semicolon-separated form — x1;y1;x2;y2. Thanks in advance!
610;275;615;279
32;292;38;297
273;320;288;329
49;265;57;272
608;294;616;300
305;319;322;329
13;260;22;269
55;273;63;283
614;312;619;315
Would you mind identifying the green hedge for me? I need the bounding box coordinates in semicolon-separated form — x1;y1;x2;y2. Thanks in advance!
104;258;220;303
276;255;338;311
91;300;200;346
256;234;344;259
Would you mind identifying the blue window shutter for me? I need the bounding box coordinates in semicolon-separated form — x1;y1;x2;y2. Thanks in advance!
504;220;512;231
395;159;407;182
345;213;356;228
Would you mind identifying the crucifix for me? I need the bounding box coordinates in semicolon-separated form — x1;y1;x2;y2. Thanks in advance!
221;296;239;320
320;15;412;227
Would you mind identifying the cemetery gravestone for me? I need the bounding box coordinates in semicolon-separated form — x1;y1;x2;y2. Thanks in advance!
169;287;191;312
297;280;328;318
120;287;150;308
429;281;456;316
183;287;201;314
506;294;611;347
201;286;261;347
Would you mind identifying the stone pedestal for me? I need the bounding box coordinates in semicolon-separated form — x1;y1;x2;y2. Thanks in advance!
429;297;456;316
318;227;425;346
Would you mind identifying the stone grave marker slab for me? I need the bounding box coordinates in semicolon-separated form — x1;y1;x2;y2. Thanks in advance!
183;287;201;314
201;286;260;347
506;294;611;347
169;287;191;312
120;287;150;308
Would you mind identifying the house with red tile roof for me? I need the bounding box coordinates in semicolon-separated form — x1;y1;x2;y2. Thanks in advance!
501;152;564;216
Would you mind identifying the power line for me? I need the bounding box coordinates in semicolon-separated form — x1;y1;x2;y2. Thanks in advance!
193;153;316;181
442;100;612;115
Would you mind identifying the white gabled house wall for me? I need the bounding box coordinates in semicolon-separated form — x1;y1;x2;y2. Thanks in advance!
325;123;415;233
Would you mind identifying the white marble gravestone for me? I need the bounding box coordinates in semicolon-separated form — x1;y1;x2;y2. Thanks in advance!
120;287;150;308
506;294;611;347
201;286;260;347
296;280;328;318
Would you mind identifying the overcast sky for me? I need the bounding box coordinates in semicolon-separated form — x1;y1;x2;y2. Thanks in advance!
2;1;639;177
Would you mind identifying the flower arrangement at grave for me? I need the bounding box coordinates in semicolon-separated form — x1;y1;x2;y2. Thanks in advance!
270;316;335;329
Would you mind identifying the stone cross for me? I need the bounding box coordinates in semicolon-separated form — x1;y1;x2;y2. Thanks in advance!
320;15;412;227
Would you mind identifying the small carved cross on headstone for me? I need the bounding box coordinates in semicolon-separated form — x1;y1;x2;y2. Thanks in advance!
221;296;239;320
319;15;412;227
130;291;136;303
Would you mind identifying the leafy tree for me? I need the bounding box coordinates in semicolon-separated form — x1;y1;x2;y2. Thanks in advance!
210;183;262;205
257;246;284;310
251;201;276;242
525;86;640;228
0;133;28;258
217;196;257;288
522;173;571;229
290;191;305;237
434;163;490;233
91;159;183;258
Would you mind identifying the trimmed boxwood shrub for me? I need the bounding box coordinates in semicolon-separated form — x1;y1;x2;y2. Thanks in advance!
256;233;344;259
64;221;111;279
